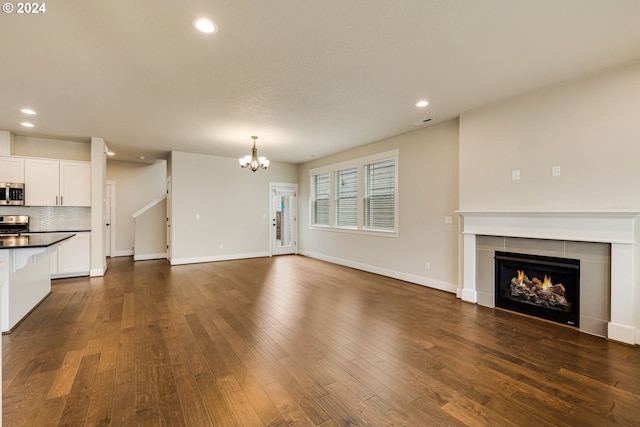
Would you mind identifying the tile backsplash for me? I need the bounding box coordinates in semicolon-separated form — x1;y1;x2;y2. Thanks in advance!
0;206;91;231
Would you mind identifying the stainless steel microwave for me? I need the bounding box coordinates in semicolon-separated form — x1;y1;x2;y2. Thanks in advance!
0;183;25;205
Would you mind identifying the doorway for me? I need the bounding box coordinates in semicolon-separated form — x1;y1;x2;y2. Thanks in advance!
269;182;298;256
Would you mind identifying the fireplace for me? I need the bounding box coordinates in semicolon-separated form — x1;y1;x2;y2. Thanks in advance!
495;251;580;327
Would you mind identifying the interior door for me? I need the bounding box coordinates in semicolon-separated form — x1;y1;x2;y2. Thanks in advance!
105;181;114;257
166;177;172;261
270;183;297;256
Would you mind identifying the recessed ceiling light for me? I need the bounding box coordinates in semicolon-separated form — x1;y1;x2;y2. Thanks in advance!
193;18;217;33
20;108;36;115
415;100;429;108
21;122;34;127
107;151;115;156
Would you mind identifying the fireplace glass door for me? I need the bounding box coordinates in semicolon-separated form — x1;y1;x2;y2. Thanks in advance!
495;251;580;327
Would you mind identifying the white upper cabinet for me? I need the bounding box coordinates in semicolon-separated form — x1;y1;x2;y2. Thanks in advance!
60;161;91;206
25;158;59;206
0;156;25;182
25;158;91;206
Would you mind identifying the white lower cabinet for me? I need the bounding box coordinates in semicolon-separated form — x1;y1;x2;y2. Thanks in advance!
50;232;91;278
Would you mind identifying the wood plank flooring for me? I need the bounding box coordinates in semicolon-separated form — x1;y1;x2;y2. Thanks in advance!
2;255;640;426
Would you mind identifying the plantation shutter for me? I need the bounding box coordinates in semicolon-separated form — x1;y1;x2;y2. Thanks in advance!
312;173;330;225
364;159;395;230
335;168;358;227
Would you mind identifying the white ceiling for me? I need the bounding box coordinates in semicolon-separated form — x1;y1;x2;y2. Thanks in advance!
1;0;639;164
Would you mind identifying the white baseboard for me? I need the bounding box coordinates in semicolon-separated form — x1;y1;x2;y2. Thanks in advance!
134;253;167;261
298;250;457;294
111;250;134;257
89;268;104;277
170;251;270;266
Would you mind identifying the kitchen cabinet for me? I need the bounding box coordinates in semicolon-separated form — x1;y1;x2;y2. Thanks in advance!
50;232;91;278
0;156;24;182
25;159;90;206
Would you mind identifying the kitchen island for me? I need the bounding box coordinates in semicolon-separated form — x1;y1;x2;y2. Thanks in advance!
0;233;75;333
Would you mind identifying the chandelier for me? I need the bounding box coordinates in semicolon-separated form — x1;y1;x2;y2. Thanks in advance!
239;136;270;172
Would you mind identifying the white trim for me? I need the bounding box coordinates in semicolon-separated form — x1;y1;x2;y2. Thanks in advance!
132;194;167;218
134;253;167;261
308;225;398;238
90;267;104;277
53;271;90;279
112;250;134;257
170;251;270;266
298;250;457;294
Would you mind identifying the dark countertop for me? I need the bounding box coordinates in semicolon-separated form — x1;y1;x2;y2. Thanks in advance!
24;230;91;234
0;233;76;249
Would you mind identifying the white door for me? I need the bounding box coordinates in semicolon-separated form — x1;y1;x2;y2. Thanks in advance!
166;177;172;261
105;181;115;257
270;183;298;256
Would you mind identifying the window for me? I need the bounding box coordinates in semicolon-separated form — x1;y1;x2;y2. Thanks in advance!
364;159;395;230
311;172;330;225
335;168;358;227
309;150;398;235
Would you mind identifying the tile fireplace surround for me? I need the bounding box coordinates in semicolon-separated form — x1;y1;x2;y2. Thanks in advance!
458;211;640;345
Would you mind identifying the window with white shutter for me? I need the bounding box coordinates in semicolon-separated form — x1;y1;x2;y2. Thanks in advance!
311;172;330;226
335;168;358;228
364;159;395;230
309;149;397;235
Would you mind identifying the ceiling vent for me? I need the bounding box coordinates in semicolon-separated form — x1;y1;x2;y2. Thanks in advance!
411;118;435;127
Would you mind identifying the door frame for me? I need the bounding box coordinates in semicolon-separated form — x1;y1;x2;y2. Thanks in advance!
268;182;298;256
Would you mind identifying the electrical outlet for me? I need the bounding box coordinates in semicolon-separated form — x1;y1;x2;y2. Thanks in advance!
425;261;431;270
444;216;453;224
219;244;224;249
552;165;561;177
511;170;521;181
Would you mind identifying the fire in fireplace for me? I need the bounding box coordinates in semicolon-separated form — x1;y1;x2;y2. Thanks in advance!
494;251;580;327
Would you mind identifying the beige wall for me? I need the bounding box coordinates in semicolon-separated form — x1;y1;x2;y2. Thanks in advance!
170;151;298;264
459;60;640;211
134;199;167;260
458;61;640;334
106;160;167;255
13;136;91;161
298;120;460;292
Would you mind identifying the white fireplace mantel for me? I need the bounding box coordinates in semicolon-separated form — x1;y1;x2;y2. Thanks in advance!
457;210;640;345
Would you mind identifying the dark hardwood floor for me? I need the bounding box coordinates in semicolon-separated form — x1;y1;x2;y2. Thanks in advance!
2;255;639;426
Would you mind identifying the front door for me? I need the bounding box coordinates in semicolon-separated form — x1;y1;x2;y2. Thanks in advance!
270;183;297;256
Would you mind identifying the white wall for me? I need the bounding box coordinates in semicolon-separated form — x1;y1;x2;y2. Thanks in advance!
90;137;107;276
298;120;460;292
170;151;297;264
459;61;640;211
106;160;167;256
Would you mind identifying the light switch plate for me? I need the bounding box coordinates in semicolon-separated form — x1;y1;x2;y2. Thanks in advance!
552;165;561;177
512;170;521;181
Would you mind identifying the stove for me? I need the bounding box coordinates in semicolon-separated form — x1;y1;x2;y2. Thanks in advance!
0;215;29;235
